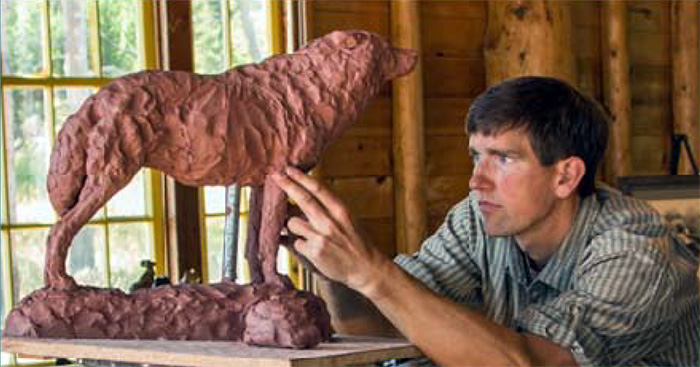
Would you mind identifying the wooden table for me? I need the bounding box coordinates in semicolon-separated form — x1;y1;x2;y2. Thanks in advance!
1;335;422;367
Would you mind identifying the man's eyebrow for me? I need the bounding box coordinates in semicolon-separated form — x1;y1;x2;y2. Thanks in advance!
469;147;522;157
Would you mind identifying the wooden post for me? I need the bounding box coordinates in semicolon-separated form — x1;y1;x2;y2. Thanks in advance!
159;0;204;283
484;1;576;86
391;0;427;255
672;0;699;174
602;0;632;184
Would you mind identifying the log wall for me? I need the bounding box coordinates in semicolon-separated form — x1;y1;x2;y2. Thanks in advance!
308;0;683;256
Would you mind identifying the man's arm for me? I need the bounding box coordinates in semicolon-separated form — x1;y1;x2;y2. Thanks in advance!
272;167;576;366
365;257;576;366
316;278;400;337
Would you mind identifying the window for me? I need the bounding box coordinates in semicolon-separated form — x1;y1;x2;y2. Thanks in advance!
0;1;291;364
0;1;162;365
192;0;295;285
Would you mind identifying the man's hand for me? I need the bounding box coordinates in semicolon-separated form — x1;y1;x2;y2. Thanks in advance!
271;167;392;296
273;168;578;367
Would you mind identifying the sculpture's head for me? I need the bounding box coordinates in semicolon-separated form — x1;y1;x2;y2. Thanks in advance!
306;30;418;87
297;30;417;142
332;30;417;82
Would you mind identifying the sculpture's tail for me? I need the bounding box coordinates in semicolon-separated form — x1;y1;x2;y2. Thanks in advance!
47;106;90;217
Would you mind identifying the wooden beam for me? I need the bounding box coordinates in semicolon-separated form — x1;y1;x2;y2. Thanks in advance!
484;1;576;86
671;0;699;173
159;0;203;283
391;0;427;255
602;0;633;184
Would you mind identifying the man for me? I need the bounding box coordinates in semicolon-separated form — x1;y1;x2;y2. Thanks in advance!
272;76;700;366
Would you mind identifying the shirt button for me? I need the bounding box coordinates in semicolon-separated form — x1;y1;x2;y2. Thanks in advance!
545;324;555;337
568;304;583;316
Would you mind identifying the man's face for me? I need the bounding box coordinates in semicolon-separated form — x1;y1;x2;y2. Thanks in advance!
468;128;560;242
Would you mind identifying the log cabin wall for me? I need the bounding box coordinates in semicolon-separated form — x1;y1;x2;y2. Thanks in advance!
307;1;682;256
627;1;673;175
310;1;396;257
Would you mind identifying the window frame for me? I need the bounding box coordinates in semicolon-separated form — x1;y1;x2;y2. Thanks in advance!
0;1;164;365
195;0;288;285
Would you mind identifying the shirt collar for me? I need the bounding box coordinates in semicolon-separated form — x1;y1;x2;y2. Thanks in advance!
499;192;602;291
534;193;602;291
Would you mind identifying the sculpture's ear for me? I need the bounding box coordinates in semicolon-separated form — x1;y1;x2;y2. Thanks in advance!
344;36;357;49
343;32;368;49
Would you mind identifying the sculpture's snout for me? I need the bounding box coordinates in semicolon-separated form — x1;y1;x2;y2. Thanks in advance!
385;46;418;81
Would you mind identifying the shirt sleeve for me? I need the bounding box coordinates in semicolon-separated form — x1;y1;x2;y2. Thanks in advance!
515;230;694;367
394;197;484;306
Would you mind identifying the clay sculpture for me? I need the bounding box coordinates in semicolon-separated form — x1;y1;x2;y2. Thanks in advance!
3;30;417;349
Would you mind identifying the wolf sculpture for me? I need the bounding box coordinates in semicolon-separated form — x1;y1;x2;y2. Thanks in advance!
45;30;417;290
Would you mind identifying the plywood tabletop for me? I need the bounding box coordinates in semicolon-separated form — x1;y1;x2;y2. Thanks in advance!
1;335;422;367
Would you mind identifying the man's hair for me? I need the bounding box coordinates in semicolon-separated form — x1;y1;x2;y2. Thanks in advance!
466;76;610;197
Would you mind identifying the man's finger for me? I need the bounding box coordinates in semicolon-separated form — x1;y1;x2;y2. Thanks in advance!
285;239;328;279
284;167;351;224
272;172;330;225
286;217;318;240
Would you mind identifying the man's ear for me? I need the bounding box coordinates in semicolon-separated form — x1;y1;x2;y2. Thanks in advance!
554;157;585;199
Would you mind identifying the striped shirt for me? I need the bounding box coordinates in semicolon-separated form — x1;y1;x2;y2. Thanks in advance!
395;185;700;366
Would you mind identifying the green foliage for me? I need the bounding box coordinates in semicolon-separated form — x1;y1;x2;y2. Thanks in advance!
193;0;226;74
7;89;49;202
193;0;271;72
1;0;45;76
99;0;139;76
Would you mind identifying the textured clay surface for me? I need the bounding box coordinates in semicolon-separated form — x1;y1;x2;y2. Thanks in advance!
4;30;417;349
4;283;332;349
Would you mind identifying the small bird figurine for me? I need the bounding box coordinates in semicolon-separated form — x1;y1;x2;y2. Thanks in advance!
128;260;156;293
179;268;201;284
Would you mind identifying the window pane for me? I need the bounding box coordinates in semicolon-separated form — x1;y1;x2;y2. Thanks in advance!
3;88;54;224
240;186;251;212
11;228;49;301
108;222;152;291
50;0;98;77
229;0;270;65
0;0;48;76
204;186;226;214
68;224;106;287
236;213;249;284
99;0;140;76
205;216;224;283
0;353;10;366
53;87;96;133
107;170;146;218
193;0;226;74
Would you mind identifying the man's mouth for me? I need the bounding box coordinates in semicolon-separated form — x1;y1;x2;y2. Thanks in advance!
478;200;501;214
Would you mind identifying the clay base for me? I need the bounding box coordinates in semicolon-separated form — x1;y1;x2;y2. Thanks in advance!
3;282;332;349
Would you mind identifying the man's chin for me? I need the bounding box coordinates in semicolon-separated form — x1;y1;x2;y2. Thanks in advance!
483;225;513;238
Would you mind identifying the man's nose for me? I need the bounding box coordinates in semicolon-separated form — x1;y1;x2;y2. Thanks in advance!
469;161;492;191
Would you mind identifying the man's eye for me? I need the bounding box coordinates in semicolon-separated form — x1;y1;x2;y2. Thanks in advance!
498;155;512;164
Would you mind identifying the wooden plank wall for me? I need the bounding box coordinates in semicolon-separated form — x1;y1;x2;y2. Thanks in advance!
627;1;672;174
312;1;396;257
309;1;674;256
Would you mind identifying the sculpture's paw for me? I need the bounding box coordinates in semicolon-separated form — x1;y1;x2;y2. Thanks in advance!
268;274;295;290
243;289;332;349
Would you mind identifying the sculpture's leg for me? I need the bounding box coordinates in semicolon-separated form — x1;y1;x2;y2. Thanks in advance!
258;176;294;289
245;185;264;284
45;173;134;290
